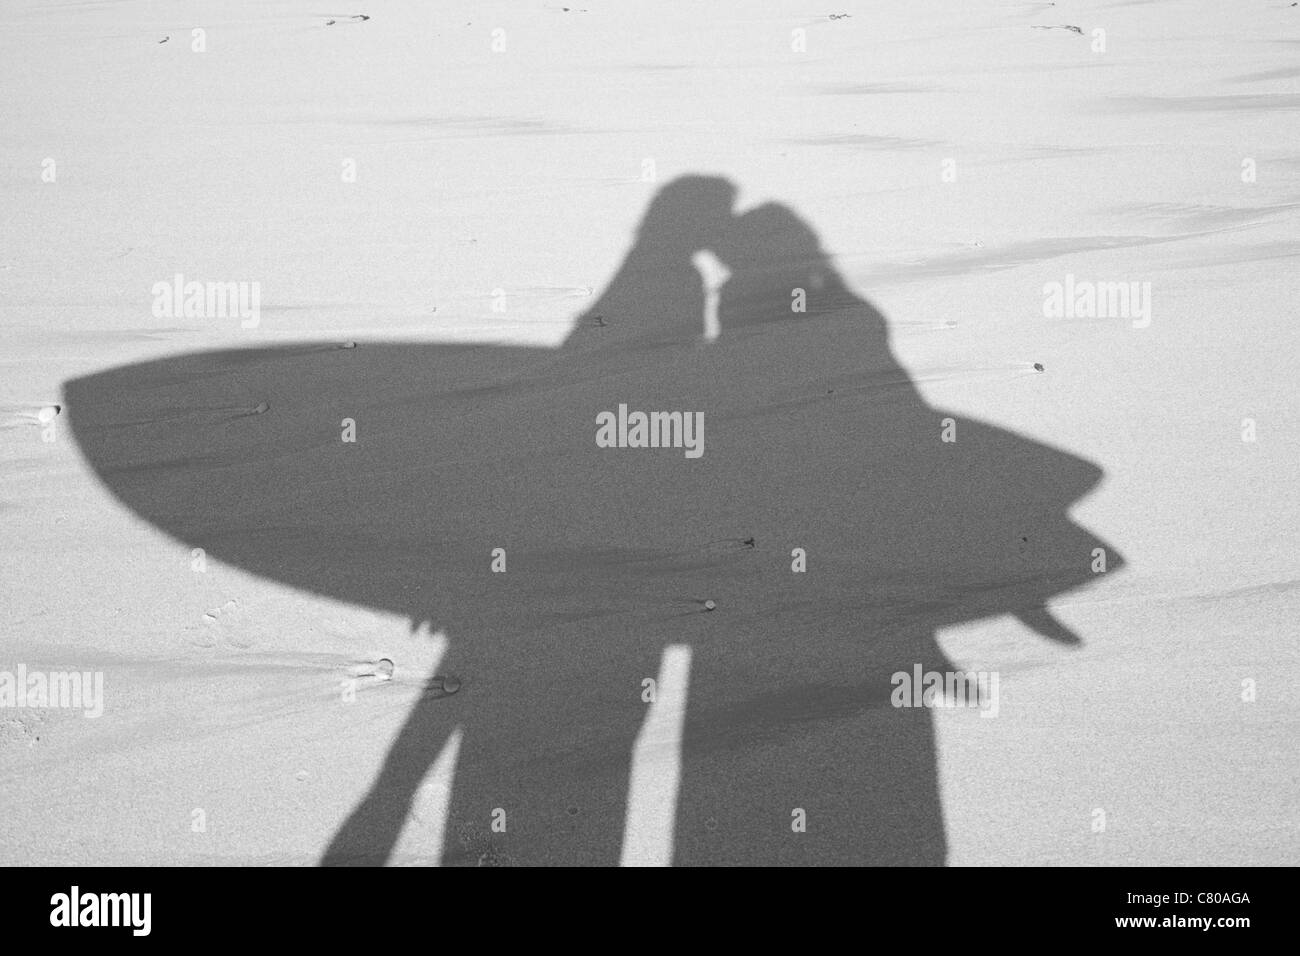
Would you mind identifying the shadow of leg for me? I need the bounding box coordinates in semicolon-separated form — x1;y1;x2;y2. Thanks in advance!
322;679;466;866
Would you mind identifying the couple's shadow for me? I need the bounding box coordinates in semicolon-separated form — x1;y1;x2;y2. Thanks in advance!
64;175;1120;865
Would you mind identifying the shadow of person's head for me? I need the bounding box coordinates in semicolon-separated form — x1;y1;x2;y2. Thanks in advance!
711;202;864;337
564;174;738;349
634;174;738;255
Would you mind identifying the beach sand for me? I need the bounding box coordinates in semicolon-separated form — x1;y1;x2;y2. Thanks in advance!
1;0;1296;865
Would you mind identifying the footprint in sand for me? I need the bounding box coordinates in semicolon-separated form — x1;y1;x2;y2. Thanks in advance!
199;599;251;648
0;713;45;750
322;14;370;27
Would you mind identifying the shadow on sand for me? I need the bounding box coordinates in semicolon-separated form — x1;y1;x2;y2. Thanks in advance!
64;175;1121;865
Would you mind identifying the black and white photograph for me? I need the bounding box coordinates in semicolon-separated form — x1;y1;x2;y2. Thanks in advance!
0;0;1293;928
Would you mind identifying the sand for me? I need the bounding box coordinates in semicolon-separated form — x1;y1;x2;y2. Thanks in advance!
0;0;1296;865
